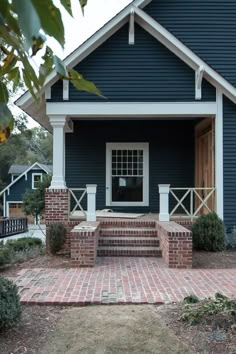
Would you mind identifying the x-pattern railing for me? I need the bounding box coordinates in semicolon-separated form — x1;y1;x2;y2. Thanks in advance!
69;188;87;217
170;187;215;221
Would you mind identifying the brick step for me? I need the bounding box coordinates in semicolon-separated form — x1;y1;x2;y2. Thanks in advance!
99;236;160;247
97;246;162;257
100;220;156;229
100;227;158;237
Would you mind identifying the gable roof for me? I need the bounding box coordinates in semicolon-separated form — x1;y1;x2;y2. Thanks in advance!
0;162;52;197
15;0;236;130
8;164;52;175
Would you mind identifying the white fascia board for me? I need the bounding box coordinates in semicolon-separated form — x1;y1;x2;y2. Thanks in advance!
46;102;217;117
15;0;151;110
134;7;236;104
0;162;50;197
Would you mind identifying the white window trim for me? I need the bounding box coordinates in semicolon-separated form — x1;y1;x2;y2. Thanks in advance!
106;142;149;207
32;173;43;189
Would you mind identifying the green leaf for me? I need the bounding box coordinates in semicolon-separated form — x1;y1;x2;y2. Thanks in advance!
39;47;54;85
0;50;18;77
54;56;67;77
59;0;73;16
8;67;21;92
79;0;87;13
31;0;65;47
68;68;102;97
0;81;9;103
0;104;14;144
22;69;37;101
12;0;41;50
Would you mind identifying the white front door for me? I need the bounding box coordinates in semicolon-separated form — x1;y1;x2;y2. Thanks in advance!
106;143;149;207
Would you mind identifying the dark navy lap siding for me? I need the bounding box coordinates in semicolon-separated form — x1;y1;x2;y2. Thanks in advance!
50;24;215;102
223;97;236;227
65;120;195;213
145;0;236;87
6;170;47;202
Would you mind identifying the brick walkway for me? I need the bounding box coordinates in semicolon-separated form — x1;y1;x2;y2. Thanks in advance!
13;257;236;305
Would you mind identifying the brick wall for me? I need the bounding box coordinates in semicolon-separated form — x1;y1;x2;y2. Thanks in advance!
156;221;192;269
70;221;100;267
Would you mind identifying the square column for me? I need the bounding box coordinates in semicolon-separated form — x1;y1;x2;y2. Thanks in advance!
158;184;170;222
49;115;67;189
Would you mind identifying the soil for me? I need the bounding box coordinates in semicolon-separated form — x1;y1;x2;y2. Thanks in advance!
193;250;236;269
157;302;236;354
1;304;235;354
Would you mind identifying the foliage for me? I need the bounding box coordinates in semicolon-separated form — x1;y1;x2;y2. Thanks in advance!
180;293;236;326
184;295;200;304
0;276;21;330
192;212;225;252
23;175;51;224
0;246;11;267
48;223;66;254
0;0;102;143
6;237;42;252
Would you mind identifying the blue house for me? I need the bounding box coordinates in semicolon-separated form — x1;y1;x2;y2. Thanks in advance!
14;0;236;266
0;162;52;222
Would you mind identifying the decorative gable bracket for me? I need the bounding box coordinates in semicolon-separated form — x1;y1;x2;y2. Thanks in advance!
129;9;135;45
195;66;205;100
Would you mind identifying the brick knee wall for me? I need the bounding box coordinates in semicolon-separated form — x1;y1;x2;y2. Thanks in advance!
156;221;192;269
70;221;100;267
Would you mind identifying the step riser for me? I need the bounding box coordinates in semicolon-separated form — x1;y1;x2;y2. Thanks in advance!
97;250;162;257
100;221;156;229
100;230;158;237
99;239;160;247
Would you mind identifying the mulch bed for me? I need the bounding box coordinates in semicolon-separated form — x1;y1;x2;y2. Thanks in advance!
193;250;236;269
157;302;236;354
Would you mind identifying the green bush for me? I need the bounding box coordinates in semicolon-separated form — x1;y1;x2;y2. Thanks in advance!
0;277;21;330
48;223;66;255
0;247;11;267
192;212;225;252
6;237;42;252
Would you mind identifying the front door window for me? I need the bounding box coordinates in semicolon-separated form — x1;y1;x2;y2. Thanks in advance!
106;143;149;206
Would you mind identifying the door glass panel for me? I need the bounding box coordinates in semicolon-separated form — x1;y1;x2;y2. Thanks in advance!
111;147;144;202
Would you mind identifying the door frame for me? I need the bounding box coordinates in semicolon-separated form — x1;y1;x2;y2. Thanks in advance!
106;142;149;207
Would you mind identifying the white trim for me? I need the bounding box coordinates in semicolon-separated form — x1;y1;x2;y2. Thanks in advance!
129;9;135;45
32;173;43;189
215;90;224;219
46;101;217;117
195;66;204;100
0;162;51;197
134;7;236;104
63;80;69;100
106;142;149;207
45;87;51;100
3;192;6;217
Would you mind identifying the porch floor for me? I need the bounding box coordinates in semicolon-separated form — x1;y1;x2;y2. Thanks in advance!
12;257;236;305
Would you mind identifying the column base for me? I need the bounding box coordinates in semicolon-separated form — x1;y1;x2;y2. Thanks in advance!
49;177;67;189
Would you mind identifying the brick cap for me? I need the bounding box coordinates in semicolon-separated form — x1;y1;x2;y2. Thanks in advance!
71;221;100;233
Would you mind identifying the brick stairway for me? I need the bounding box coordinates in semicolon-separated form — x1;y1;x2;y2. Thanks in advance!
97;220;162;257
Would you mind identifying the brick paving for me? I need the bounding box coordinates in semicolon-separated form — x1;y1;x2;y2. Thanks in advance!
12;257;236;305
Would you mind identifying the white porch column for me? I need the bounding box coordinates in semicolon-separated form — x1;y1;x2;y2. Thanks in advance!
158;184;170;222
49;115;67;189
215;90;224;219
86;184;97;222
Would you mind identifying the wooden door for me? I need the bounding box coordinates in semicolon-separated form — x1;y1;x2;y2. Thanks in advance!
195;119;215;214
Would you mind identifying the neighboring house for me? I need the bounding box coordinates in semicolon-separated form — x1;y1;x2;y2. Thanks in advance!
14;0;236;266
0;162;52;222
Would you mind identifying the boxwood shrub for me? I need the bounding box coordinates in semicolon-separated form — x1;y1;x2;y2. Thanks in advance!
48;223;66;254
192;212;225;252
6;237;42;252
0;277;21;330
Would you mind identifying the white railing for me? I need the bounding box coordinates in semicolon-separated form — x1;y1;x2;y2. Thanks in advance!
170;187;216;221
69;185;97;221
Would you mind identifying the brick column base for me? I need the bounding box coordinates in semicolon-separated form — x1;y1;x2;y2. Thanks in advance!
71;221;100;267
156;221;192;269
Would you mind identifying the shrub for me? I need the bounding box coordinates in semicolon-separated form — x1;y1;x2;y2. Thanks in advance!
6;237;42;252
0;247;11;267
0;277;21;330
48;223;66;255
192;212;225;252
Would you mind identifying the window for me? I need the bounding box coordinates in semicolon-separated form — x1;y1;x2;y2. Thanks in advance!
32;173;42;189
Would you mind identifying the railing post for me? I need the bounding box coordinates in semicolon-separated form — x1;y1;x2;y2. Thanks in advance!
86;184;97;222
158;184;170;222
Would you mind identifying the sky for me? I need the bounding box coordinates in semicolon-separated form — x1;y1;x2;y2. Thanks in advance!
19;0;132;128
